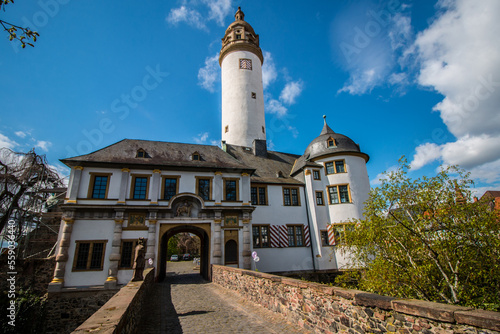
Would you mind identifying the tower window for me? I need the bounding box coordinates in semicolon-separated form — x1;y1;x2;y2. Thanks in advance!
236;34;241;39
327;137;336;148
239;58;252;70
262;126;265;134
225;125;229;133
251;92;256;99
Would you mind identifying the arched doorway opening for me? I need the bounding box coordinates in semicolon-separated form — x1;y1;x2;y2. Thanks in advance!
224;239;238;265
159;225;210;281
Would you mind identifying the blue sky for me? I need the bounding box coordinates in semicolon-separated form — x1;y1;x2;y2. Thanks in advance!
1;0;499;196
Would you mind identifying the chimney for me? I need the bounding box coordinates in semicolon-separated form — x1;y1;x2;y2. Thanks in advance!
253;139;267;157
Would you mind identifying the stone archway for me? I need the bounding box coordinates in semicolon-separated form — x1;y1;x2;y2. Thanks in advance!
159;224;210;281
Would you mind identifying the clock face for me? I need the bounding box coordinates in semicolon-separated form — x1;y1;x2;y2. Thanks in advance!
239;58;252;70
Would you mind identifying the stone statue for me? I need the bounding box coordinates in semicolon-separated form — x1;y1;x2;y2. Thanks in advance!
176;201;192;217
132;238;145;281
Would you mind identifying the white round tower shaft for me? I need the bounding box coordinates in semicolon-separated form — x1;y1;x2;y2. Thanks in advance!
220;7;266;148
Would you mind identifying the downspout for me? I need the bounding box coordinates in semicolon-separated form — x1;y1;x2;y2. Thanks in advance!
303;186;316;272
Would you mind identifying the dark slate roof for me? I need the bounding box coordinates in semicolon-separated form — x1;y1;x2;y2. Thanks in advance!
290;120;369;176
61;139;252;172
225;144;303;185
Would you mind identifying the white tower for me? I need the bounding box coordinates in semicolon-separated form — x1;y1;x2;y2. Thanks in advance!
220;7;266;148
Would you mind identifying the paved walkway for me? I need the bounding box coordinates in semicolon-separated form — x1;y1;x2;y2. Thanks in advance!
140;262;310;333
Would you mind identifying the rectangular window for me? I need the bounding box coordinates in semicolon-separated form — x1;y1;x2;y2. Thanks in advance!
320;231;329;246
131;175;150;200
239;58;252;70
251;185;267;205
197;177;212;201
224;178;239;201
328;185;351;204
287;225;304;247
252;225;270;248
88;173;111;199
316;191;324;205
325;160;346;175
325;162;335;175
283;187;300;206
119;239;147;269
162;177;178;200
73;240;107;271
313;170;321;180
335;160;346;173
332;224;354;245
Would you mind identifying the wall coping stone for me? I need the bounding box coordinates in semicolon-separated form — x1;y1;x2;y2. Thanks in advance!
212;265;500;332
391;299;472;323
72;268;154;333
355;292;395;310
455;309;500;331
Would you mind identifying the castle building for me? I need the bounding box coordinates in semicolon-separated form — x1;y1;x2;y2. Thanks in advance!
49;8;370;290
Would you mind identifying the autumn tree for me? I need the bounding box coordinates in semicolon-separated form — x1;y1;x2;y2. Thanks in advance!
1;0;39;48
0;148;63;242
337;159;500;310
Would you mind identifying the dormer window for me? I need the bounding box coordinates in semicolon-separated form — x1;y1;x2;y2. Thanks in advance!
192;152;201;161
327;137;336;148
136;149;148;158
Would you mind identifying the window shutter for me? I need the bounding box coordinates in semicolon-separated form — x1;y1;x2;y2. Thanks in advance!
304;225;311;247
327;224;336;246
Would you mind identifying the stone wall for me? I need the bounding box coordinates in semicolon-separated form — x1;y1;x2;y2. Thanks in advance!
45;288;118;334
72;268;155;334
212;265;500;334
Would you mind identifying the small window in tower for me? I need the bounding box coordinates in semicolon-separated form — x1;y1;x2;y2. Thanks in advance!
262;126;265;134
251;92;256;99
225;125;229;133
239;58;252;70
236;34;241;40
327;137;337;148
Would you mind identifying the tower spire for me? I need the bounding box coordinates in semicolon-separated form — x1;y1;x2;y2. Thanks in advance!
321;115;335;135
235;7;245;21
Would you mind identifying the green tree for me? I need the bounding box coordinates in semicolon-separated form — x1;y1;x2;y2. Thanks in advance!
338;158;500;310
1;1;39;48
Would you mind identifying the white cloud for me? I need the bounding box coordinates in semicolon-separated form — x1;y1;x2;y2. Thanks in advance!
166;6;207;30
262;51;277;89
0;133;18;150
410;143;442;170
266;98;287;117
410;0;500;179
280;80;303;105
15;131;27;138
35;140;52;152
193;132;212;144
202;0;232;26
335;3;414;95
167;1;233;30
370;165;399;186
198;53;220;92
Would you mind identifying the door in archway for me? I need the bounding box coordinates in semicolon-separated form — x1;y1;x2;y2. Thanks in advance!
224;239;238;265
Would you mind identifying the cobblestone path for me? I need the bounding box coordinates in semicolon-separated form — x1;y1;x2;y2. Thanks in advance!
140;262;310;333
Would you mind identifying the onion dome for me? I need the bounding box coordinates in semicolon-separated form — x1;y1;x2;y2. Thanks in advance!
219;7;263;65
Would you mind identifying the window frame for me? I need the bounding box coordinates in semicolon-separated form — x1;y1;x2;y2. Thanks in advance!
87;173;112;199
223;177;240;202
196;176;213;201
130;174;151;200
287;225;304;247
283;187;301;206
324;159;347;175
331;224;354;245
118;239;147;269
252;225;270;248
161;175;180;201
312;170;321;180
320;230;330;247
72;240;107;272
315;191;325;206
327;184;351;204
251;184;268;205
327;137;337;148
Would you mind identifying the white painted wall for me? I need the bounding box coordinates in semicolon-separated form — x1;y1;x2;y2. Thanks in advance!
221;51;266;147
